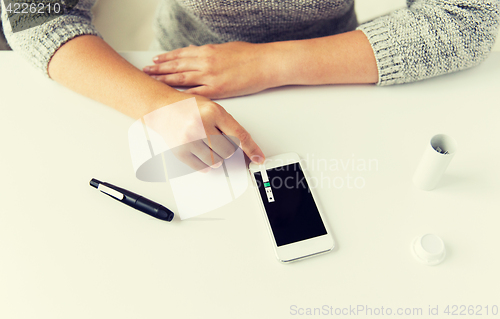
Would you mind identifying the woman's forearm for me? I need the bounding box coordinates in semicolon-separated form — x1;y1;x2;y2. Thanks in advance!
47;35;266;165
267;30;379;87
48;35;185;119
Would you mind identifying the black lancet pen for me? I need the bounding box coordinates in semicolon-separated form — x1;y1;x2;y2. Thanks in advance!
89;178;174;222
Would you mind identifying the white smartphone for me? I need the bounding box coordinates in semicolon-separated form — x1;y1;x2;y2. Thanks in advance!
249;152;335;263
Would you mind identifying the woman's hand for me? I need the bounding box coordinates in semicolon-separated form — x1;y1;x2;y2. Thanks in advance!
146;93;265;173
143;42;279;99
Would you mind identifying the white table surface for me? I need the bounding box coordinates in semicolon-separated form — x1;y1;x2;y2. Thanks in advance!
1;51;499;319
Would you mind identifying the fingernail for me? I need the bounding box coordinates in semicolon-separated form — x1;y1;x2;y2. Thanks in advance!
200;167;211;173
153;56;159;62
251;155;265;165
211;161;223;169
143;66;150;72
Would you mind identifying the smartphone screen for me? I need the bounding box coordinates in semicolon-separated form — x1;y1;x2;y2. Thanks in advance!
253;163;327;247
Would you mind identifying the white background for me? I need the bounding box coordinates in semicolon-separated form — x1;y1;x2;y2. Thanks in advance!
1;50;499;319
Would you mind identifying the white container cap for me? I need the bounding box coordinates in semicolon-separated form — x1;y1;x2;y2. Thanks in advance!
411;234;446;266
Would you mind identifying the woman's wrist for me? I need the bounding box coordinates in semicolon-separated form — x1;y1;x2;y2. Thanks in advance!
259;41;294;89
260;39;316;88
138;83;187;116
260;31;379;87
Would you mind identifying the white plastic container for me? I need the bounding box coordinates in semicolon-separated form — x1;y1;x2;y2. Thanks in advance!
413;134;457;191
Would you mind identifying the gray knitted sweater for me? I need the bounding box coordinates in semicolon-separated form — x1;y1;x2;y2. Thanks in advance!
1;0;499;85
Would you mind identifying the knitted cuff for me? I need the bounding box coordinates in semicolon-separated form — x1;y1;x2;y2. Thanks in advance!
4;15;101;77
357;18;404;86
37;16;102;77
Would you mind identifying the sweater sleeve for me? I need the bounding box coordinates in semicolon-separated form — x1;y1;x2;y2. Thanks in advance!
357;0;500;86
1;0;101;77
